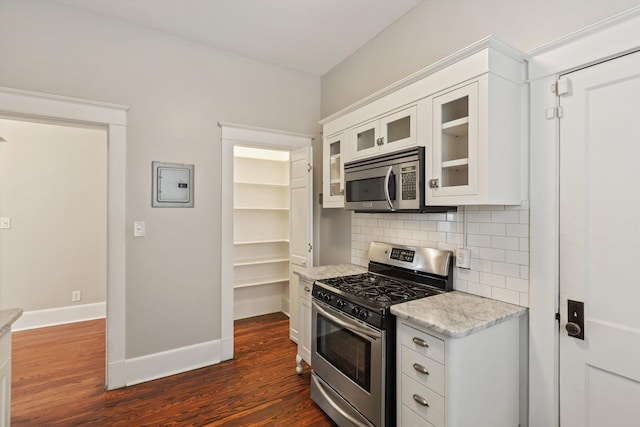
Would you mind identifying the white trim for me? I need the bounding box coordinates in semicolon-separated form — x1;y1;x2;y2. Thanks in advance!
319;36;527;125
528;9;640;427
0;87;128;390
125;339;221;387
219;122;312;362
11;302;106;331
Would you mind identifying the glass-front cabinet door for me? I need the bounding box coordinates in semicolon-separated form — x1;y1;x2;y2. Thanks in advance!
322;133;345;208
349;105;417;160
380;105;416;151
429;82;479;199
351;119;380;160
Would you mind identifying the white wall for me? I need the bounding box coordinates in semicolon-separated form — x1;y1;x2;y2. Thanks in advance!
0;118;107;311
321;0;640;117
0;0;321;361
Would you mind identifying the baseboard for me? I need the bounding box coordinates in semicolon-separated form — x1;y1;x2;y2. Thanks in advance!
125;339;221;386
12;302;106;331
234;294;283;320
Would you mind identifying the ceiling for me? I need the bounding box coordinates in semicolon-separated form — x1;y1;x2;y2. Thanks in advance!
52;0;424;76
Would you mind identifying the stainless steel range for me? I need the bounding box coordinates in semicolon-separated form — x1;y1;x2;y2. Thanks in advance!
310;241;453;427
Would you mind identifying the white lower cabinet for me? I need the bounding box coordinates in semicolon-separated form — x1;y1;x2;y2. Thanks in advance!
397;318;520;427
0;332;11;427
295;277;313;374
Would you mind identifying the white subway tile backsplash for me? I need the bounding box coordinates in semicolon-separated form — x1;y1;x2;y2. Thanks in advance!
491;236;520;250
480;272;506;288
350;203;530;306
491;210;519;224
479;223;506;236
506;224;528;237
491;287;520;305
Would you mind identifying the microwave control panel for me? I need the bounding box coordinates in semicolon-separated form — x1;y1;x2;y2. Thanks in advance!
400;165;417;200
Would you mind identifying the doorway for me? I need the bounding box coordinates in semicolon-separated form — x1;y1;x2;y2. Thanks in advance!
219;122;313;361
0;117;107;328
0;87;127;389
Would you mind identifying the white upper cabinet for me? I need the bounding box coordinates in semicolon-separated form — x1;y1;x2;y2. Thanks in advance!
427;72;523;205
350;105;417;160
322;132;345;208
320;37;527;208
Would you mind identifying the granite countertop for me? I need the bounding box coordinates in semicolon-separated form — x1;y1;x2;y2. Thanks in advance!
0;308;23;337
391;291;527;338
293;264;367;282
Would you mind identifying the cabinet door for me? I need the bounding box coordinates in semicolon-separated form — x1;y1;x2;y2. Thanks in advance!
351;119;380;159
322;133;344;208
299;280;313;364
429;82;479;199
380;105;417;152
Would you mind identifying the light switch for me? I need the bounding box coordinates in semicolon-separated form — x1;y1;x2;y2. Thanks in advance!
134;221;145;237
0;217;10;229
456;248;471;269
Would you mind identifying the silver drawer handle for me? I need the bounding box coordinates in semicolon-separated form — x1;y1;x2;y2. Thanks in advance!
413;363;429;375
413;394;429;407
304;286;310;293
412;337;429;348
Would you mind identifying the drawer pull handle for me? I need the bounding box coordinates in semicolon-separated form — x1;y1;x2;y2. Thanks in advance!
413;363;429;375
412;337;429;348
304;286;310;293
413;394;430;407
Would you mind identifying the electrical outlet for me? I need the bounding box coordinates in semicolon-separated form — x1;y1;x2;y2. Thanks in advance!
72;290;81;302
0;217;10;229
456;248;471;269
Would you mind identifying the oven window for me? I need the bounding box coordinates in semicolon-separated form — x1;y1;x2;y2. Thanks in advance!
316;315;371;392
346;175;396;202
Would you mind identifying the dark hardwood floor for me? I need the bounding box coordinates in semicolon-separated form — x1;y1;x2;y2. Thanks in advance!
11;312;336;426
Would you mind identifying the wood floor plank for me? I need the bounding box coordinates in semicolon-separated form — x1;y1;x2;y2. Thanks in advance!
11;312;335;426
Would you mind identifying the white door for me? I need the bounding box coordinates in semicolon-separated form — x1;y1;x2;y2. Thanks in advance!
289;146;313;342
559;51;640;426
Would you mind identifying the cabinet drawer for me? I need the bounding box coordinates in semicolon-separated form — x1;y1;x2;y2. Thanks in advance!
401;346;445;396
401;404;435;427
400;323;445;364
401;373;445;427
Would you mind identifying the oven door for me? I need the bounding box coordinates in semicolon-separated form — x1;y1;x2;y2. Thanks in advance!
311;300;384;427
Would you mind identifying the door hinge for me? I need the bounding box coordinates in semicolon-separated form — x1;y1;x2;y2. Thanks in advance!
555;312;561;322
308;243;313;253
545;106;564;120
551;77;570;96
307;163;312;172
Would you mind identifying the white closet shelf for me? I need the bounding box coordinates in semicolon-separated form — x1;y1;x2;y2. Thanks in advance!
234;239;289;245
233;207;289;211
233;277;289;288
233;258;290;267
442;158;469;168
234;181;289;187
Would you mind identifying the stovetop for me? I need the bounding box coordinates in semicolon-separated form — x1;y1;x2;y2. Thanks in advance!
312;242;454;329
318;272;442;306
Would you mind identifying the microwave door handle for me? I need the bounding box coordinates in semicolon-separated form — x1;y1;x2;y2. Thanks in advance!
384;165;394;211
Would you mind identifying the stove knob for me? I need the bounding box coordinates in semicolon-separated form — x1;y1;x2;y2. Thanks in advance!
336;300;346;309
351;307;360;316
324;294;331;303
317;291;324;299
359;310;369;320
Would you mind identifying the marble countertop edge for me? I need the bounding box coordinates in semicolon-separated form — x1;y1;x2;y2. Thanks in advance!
293;264;368;282
391;291;528;338
0;308;24;337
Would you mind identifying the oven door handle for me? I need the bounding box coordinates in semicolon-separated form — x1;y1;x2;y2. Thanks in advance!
384;165;395;211
313;301;381;340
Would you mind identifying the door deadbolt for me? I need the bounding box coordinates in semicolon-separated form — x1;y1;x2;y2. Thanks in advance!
566;299;585;340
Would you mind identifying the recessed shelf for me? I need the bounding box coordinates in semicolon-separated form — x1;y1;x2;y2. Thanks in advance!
233;277;289;288
442;158;469;168
234;258;290;267
234;181;289;188
234;239;289;245
442;117;469;137
233;207;289;211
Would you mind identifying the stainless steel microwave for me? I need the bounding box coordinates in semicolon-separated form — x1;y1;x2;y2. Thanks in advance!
344;147;453;213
